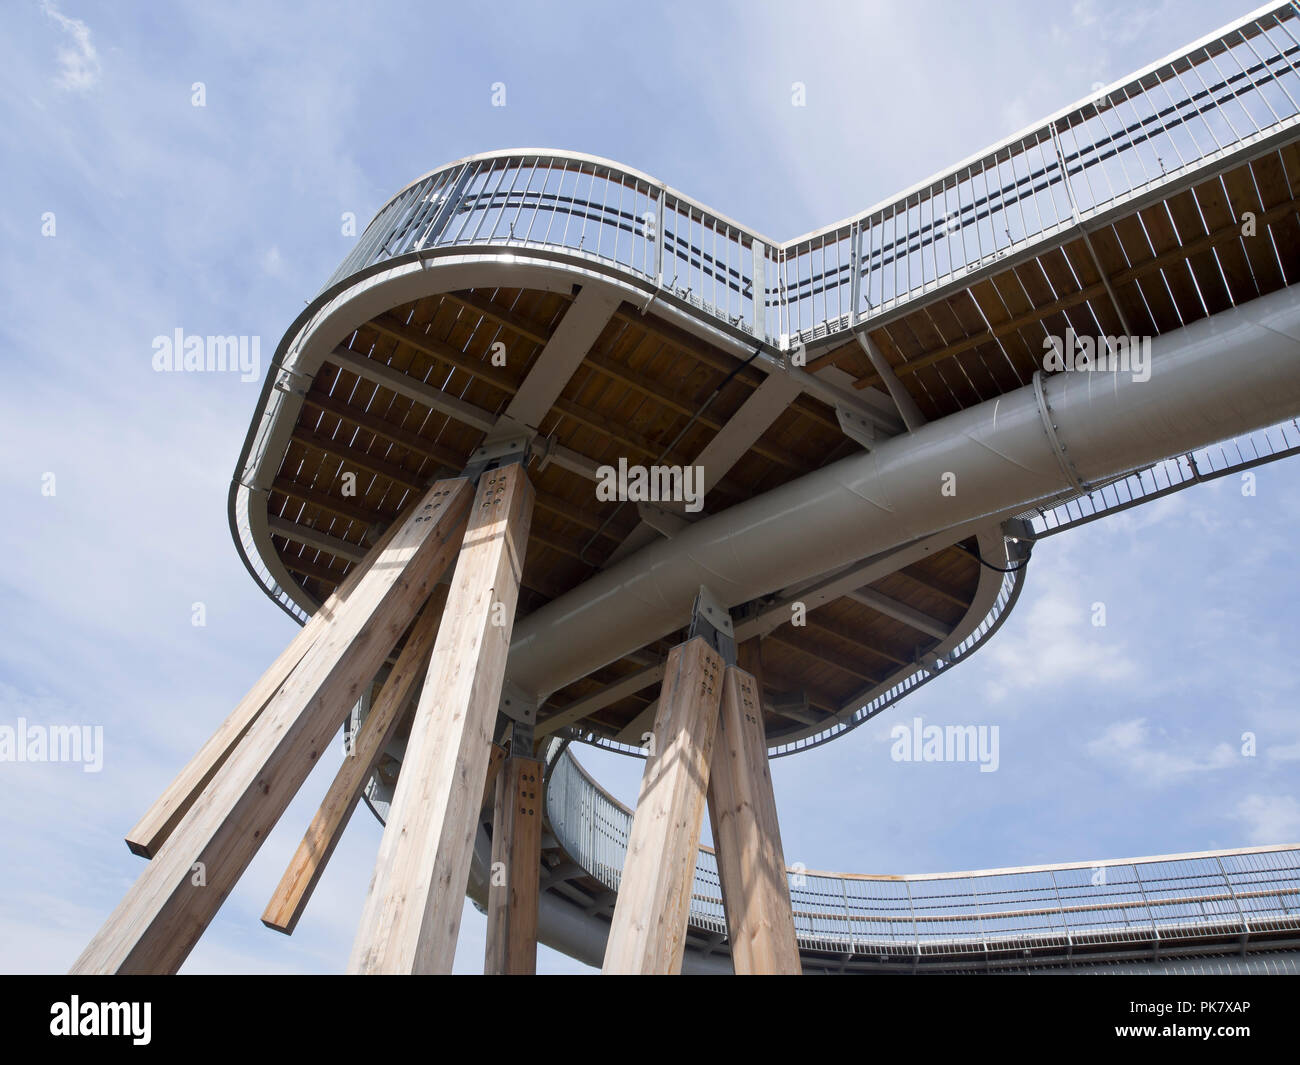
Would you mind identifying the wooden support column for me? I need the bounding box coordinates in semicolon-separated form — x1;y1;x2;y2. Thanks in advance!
348;462;534;974
484;751;544;974
707;639;801;974
261;588;447;935
123;508;415;859
602;636;724;974
71;479;473;974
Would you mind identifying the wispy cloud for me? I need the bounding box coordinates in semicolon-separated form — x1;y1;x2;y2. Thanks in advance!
983;561;1138;702
1086;717;1239;785
1232;795;1300;845
41;1;100;92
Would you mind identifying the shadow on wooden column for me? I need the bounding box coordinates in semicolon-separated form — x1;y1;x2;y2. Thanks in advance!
706;639;801;974
484;749;544;974
71;479;474;974
349;462;534;974
602;636;724;974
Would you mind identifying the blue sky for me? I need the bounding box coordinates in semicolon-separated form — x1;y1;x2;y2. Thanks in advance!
1;0;1295;975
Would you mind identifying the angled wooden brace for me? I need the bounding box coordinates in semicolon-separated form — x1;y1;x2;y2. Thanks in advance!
261;586;448;935
123;504;420;859
71;478;473;974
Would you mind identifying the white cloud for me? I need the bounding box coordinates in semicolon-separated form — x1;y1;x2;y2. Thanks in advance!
983;563;1138;701
260;245;285;277
1232;795;1300;845
41;1;100;92
1266;739;1300;764
1086;717;1238;784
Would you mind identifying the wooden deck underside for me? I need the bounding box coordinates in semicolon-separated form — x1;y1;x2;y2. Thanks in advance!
259;143;1300;747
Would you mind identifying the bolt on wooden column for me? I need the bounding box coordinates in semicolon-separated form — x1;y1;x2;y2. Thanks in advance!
71;479;474;974
349;462;534;974
602;636;724;974
484;750;544;974
706;639;801;974
261;587;448;935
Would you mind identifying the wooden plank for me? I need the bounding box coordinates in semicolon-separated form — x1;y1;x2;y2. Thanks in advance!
292;425;425;492
484;755;545;974
707;645;801;974
272;475;384;527
1250;151;1300;283
1136;201;1204;325
537;662;666;738
482;743;507;810
1192;177;1257;306
122;490;430;860
301;388;465;470
602;636;724;974
261;589;447;935
1220;163;1285;295
73;479;474;973
1165;188;1231;316
349;463;534;974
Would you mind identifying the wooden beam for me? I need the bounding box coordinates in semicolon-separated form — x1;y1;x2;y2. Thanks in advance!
484;755;545;974
73;479;473;972
325;346;497;434
706;645;801;974
291;425;426;492
283;555;350;586
602;636;724;974
895;565;969;609
481;743;507;811
301;387;465;469
846;587;948;640
443;291;554;348
492;286;619;434
261;589;447;935
369;312;518;395
767;631;882;685
537;662;666;738
611;308;839;432
534;489;627;542
349;462;534;974
267;515;367;563
272;475;385;527
803;616;908;667
326;344;604;484
121;491;432;860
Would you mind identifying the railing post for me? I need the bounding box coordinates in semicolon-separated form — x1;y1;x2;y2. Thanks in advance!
653;187;667;287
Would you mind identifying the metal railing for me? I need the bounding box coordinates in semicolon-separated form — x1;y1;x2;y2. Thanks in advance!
321;5;1300;348
545;740;1300;961
230;5;1300;627
1024;417;1300;537
778;2;1300;343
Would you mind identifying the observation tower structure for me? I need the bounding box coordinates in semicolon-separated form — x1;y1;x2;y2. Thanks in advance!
76;3;1300;973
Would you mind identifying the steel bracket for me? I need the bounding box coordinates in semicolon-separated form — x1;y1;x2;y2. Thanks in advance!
687;584;736;666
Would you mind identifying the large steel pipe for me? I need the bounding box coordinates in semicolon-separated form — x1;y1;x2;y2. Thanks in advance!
509;286;1300;700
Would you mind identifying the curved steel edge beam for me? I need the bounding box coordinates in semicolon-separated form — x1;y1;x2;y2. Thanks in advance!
539;741;1300;971
507;285;1300;701
579;525;1017;756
